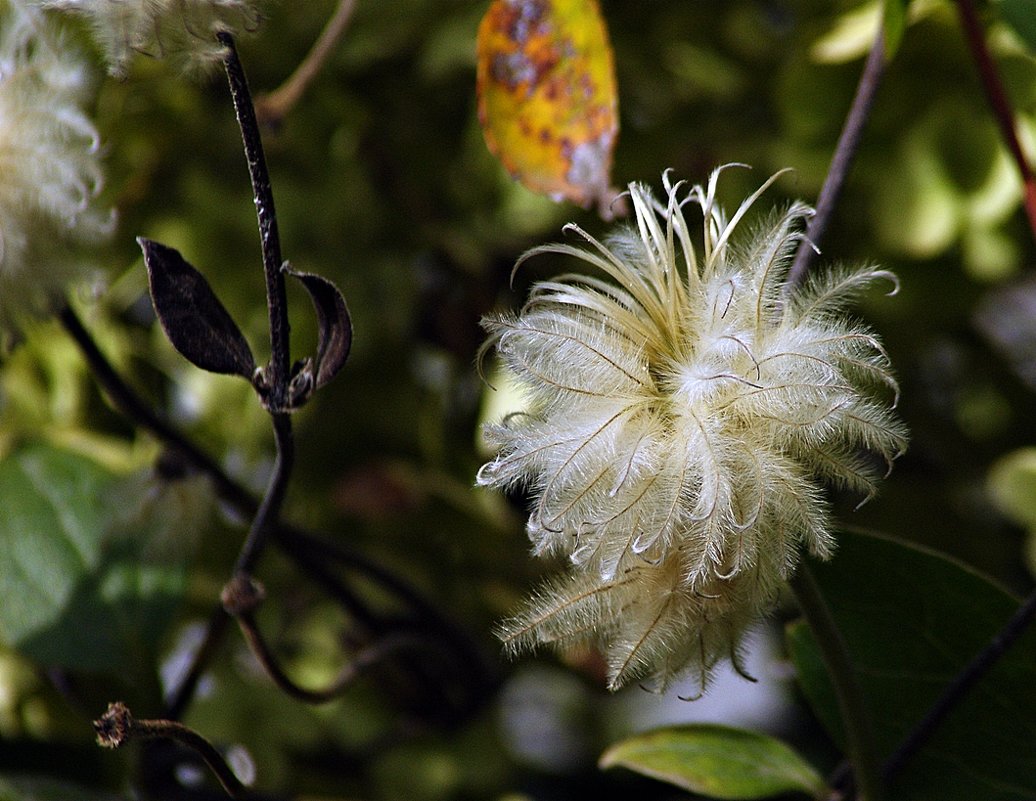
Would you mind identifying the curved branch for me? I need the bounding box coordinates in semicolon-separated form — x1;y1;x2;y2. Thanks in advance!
233;608;425;705
235;412;294;576
255;0;358;127
219;32;297;576
95;702;246;798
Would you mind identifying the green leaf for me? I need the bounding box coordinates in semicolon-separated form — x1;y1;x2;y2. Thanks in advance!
787;531;1036;801
883;0;908;59
987;447;1036;528
599;724;827;800
0;445;187;676
999;0;1036;54
0;445;113;663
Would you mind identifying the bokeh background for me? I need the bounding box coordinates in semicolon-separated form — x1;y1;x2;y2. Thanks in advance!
3;1;1036;798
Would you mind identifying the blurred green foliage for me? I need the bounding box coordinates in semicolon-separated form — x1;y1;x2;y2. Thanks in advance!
3;0;1036;799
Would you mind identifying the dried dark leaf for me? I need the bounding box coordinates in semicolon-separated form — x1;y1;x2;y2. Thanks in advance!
286;266;352;390
139;237;255;378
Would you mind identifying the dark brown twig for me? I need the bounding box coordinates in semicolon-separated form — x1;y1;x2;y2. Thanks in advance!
218;32;291;407
219;32;295;580
57;303;254;515
222;574;426;705
95;702;246;798
164;606;232;721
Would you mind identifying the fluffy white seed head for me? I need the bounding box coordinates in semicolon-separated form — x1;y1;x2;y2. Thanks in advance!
28;0;265;75
0;1;113;333
478;166;908;691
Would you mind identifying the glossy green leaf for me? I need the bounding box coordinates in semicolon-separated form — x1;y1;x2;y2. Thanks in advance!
0;445;188;675
599;724;827;800
1000;0;1036;54
787;531;1036;801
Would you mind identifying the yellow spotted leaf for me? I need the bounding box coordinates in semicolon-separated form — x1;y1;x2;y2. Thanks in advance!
476;0;619;216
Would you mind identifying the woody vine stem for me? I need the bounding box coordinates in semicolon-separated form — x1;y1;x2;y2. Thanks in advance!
87;30;499;789
218;30;295;576
91;32;348;788
87;32;298;791
161;32;296;725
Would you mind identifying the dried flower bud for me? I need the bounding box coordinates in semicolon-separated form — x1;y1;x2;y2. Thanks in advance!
478;167;908;691
0;2;113;334
94;701;133;748
29;0;265;76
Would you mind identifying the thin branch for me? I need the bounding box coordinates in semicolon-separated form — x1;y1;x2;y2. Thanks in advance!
57;303;254;514
955;0;1036;240
281;524;455;626
220;32;296;573
219;31;291;409
283;535;382;629
790;563;883;801
60;299;494;719
95;702;246;798
164;606;232;721
239;621;417;704
882;586;1036;782
787;26;886;288
234;411;294;575
221;572;425;705
255;0;358;127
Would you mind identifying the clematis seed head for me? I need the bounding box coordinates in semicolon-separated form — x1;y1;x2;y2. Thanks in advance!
478;166;908;692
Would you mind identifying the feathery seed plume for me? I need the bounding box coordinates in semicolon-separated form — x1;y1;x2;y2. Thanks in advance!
478;166;907;692
0;0;112;333
29;0;265;75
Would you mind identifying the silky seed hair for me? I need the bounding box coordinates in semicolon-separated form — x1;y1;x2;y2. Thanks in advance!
0;0;113;333
28;0;265;75
478;166;907;691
